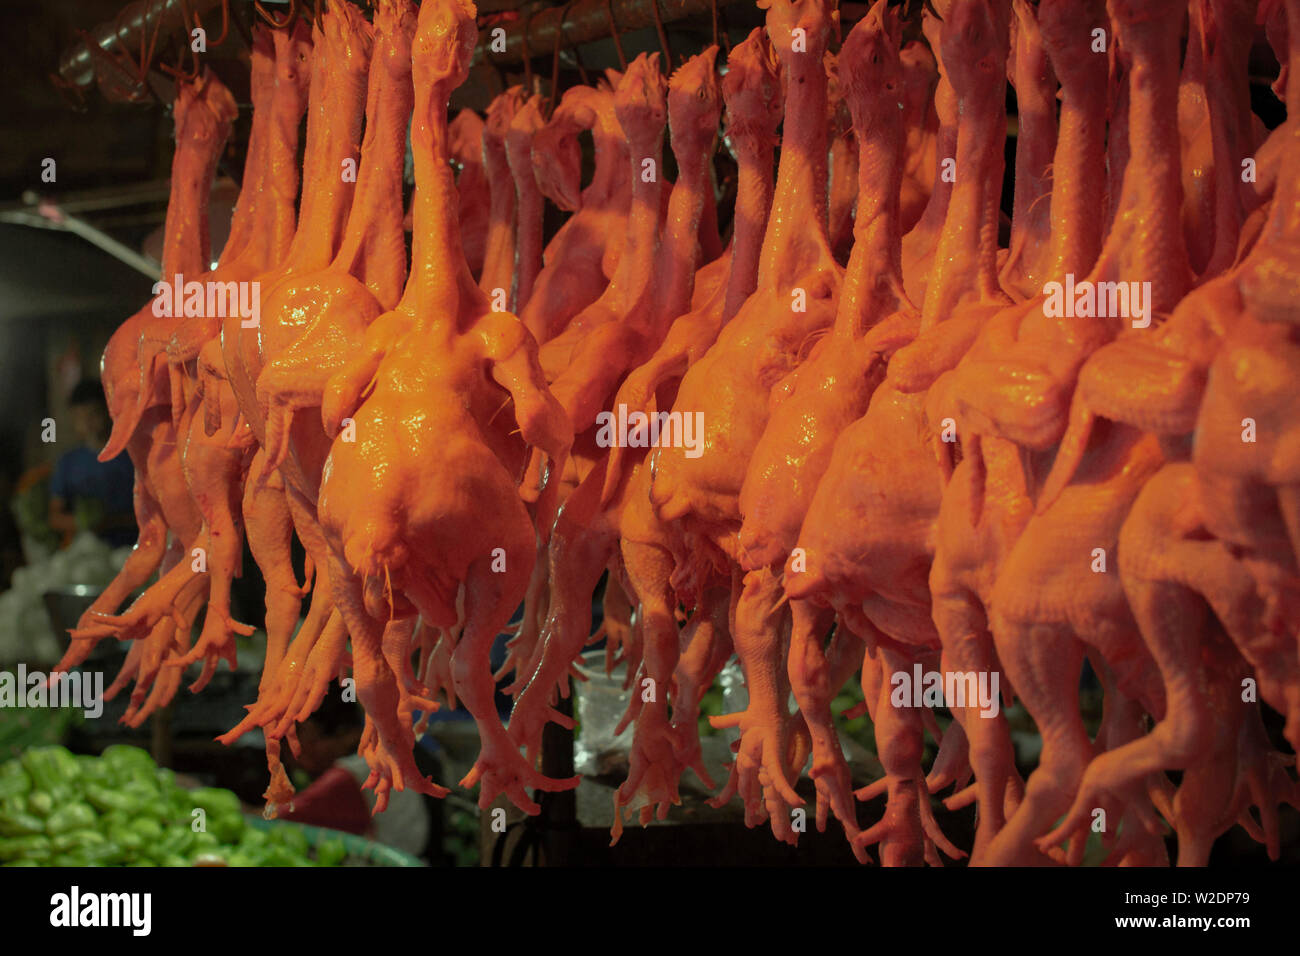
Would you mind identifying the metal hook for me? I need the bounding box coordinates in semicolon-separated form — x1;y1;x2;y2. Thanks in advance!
132;0;169;87
160;51;200;83
160;44;201;83
192;0;230;47
255;0;299;29
161;0;202;82
136;0;168;85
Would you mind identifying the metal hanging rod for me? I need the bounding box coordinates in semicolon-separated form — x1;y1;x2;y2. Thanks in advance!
57;0;743;101
475;0;744;67
58;0;226;93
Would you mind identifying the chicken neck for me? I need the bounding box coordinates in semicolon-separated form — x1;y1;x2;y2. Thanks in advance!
162;77;234;282
1000;0;1057;294
833;18;908;341
282;10;371;275
722;93;779;319
407;48;489;334
217;29;275;269
331;0;416;311
1089;0;1193;314
478;89;523;299
603;68;667;318
1041;0;1108;279
920;0;1011;331
643;51;722;340
506;97;546;311
758;0;835;289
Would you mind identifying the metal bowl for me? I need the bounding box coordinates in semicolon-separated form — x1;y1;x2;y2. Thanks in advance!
43;585;101;635
42;586;125;664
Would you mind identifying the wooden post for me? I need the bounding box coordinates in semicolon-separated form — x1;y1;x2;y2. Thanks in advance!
538;676;577;865
151;699;174;767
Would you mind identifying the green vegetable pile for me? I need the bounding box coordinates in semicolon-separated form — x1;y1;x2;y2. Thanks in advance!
0;707;82;763
0;745;347;867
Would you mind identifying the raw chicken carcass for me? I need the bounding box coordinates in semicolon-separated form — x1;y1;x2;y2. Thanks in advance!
506;46;724;758
921;0;1111;860
60;0;1300;868
1040;124;1300;853
736;0;919;853
640;0;845;847
216;1;422;808
787;0;1015;866
601;26;782;504
316;0;573;814
63;70;240;714
520;77;632;345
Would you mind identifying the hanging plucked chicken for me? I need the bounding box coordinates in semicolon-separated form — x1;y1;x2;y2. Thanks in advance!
69;0;1300;866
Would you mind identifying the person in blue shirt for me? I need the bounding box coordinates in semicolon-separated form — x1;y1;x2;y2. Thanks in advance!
48;379;136;548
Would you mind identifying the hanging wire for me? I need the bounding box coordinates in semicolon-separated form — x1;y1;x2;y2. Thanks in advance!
50;0;226;107
161;0;201;81
604;0;628;71
520;5;538;93
647;0;673;71
139;0;169;84
137;0;154;81
557;0;590;88
113;0;171;96
548;1;577;117
569;40;590;87
160;42;200;81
